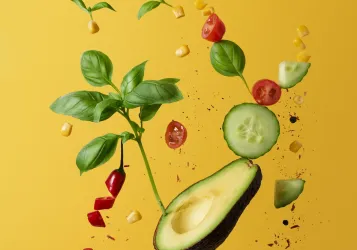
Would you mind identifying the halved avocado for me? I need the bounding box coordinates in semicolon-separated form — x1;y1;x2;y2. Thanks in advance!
153;158;262;250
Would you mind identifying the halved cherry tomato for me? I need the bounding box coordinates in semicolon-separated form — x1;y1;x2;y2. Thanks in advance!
252;79;282;106
165;120;187;149
201;13;226;42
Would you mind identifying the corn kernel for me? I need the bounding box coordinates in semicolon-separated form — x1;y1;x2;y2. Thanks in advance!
293;37;306;49
289;140;302;153
297;51;311;62
297;25;309;38
176;45;190;57
293;95;304;105
202;6;215;16
88;20;100;34
194;0;207;10
126;210;142;224
61;122;72;137
172;6;185;19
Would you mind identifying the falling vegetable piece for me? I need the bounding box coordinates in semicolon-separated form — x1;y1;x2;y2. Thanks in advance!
194;0;207;10
94;197;115;210
172;6;185;19
293;95;304;105
127;210;142;224
275;179;305;208
176;45;190;57
289;140;302;153
202;13;226;42
293;37;306;49
87;211;106;227
297;25;309;38
252;79;282;106
202;6;215;16
61;122;73;137
105;141;126;197
165;120;188;149
297;51;311;62
88;20;100;34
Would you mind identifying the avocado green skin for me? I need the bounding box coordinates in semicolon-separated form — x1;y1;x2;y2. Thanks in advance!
153;165;263;250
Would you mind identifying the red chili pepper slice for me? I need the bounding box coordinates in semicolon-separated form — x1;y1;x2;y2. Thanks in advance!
105;168;126;198
87;211;106;227
94;196;115;210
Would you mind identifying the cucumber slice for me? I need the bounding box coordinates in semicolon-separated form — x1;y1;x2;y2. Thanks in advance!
223;103;280;159
274;179;305;208
278;61;311;89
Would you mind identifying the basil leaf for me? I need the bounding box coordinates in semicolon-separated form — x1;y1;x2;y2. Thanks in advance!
140;104;161;121
93;99;122;123
138;1;161;20
156;78;180;85
71;0;89;13
121;60;148;96
50;91;114;122
119;131;135;144
108;92;122;101
91;2;116;12
210;40;246;77
130;121;145;134
81;50;113;87
123;80;183;108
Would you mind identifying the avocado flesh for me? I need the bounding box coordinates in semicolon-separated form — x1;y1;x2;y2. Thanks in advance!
154;158;262;250
274;179;305;208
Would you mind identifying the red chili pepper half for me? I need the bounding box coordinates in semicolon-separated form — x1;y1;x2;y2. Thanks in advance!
105;168;126;198
87;211;106;227
105;141;126;197
94;196;115;210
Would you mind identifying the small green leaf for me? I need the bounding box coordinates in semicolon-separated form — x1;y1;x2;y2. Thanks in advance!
121;61;148;96
76;133;120;175
93;99;122;123
50;91;114;122
91;2;116;12
71;0;89;13
130;121;145;134
108;92;123;101
81;50;113;87
123;80;183;108
210;40;246;77
119;131;135;144
140;104;161;121
156;78;180;85
138;1;161;20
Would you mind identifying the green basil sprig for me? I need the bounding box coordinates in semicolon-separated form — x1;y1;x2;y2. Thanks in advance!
71;0;115;20
137;0;173;20
50;49;184;175
210;40;251;94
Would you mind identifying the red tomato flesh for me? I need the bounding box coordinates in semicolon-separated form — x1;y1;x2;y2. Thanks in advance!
165;120;187;149
202;14;226;42
94;197;115;210
252;79;282;106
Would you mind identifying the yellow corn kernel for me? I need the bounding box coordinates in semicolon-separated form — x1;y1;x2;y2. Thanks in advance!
297;51;311;62
126;210;142;224
293;95;304;105
194;0;207;10
172;6;185;19
176;45;190;57
61;122;72;137
88;20;100;34
293;37;306;49
289;140;302;153
202;6;215;16
297;25;309;38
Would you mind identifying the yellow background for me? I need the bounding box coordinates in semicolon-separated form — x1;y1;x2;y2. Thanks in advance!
0;0;355;249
